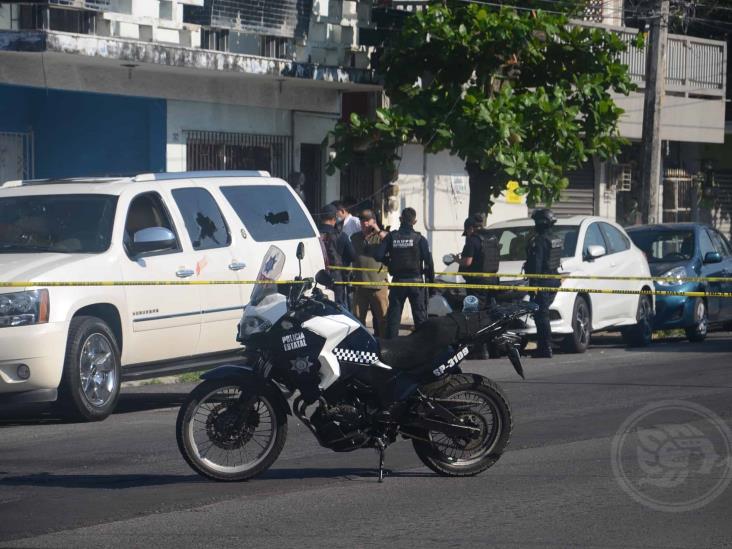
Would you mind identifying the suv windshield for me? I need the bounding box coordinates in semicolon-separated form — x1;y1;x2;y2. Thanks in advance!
628;229;695;263
0;194;118;254
483;225;579;260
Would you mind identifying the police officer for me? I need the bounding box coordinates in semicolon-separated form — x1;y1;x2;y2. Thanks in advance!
524;208;563;358
318;204;355;309
375;207;434;339
459;213;498;310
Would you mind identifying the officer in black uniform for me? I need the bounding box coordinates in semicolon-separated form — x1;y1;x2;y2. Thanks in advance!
459;213;498;310
524;208;563;358
375;207;434;339
318;204;354;309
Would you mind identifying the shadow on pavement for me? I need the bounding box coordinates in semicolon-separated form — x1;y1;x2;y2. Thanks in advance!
0;468;432;489
0;473;203;489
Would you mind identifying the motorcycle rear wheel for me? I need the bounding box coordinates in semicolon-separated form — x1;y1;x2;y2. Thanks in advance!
412;374;512;477
176;379;287;481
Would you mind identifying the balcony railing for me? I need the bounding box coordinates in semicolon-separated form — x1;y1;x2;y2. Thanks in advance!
384;2;726;98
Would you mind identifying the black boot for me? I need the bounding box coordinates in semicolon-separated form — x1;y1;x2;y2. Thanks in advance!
531;347;553;359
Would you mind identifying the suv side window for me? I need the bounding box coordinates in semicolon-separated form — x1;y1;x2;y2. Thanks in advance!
699;229;717;258
124;192;180;257
583;223;607;259
220;184;316;242
599;223;630;254
171;188;231;251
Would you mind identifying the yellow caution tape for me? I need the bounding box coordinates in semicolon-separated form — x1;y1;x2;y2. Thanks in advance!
1;278;731;298
0;280;306;288
327;265;732;284
337;280;732;299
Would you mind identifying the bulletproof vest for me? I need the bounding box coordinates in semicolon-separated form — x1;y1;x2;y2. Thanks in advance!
546;237;563;272
319;231;342;268
475;230;500;274
387;230;422;277
525;233;562;274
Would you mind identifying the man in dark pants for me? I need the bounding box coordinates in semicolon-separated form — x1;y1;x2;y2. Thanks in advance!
375;207;434;339
459;214;498;310
524;208;563;358
318;204;355;309
458;214;497;359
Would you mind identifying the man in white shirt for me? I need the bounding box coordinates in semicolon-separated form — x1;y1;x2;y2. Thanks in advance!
332;200;361;238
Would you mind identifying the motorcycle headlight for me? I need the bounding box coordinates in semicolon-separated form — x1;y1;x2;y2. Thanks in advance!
239;315;271;340
0;290;50;328
656;266;688;287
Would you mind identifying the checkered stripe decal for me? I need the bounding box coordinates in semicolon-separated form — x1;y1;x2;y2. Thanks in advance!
333;347;379;365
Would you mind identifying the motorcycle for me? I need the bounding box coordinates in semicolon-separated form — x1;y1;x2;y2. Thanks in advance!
176;243;534;482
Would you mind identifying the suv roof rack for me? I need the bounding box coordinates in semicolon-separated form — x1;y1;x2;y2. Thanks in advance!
133;171;271;182
1;177;123;188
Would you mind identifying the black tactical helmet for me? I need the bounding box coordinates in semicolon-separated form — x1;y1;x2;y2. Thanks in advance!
531;208;557;227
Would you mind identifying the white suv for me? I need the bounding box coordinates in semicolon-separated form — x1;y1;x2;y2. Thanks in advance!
0;171;324;420
484;216;654;353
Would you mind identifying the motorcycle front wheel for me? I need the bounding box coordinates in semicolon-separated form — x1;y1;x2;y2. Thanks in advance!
176;379;288;481
412;374;512;477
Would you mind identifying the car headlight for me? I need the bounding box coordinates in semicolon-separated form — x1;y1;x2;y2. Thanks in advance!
0;290;49;328
656;266;688;287
238;315;271;340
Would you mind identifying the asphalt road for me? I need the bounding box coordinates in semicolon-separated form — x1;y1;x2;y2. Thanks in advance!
2;333;732;548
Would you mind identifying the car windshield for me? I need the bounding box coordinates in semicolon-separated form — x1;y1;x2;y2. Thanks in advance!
0;194;118;254
483;225;579;260
250;245;286;306
627;229;695;263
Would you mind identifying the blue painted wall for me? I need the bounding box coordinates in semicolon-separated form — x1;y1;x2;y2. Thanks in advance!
0;85;166;178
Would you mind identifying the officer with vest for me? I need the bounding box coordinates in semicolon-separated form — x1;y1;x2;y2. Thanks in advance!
375;207;434;339
318;204;355;309
459;213;499;310
458;213;500;359
524;208;563;359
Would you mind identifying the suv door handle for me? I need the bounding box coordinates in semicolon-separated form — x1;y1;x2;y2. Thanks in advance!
176;269;195;278
228;262;246;271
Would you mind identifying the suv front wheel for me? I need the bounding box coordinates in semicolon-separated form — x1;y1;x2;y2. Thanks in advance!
58;316;121;421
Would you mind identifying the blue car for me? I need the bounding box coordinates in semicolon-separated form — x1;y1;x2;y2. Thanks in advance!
627;223;732;342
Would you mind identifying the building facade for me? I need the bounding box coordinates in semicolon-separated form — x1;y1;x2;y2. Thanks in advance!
0;0;380;214
0;0;728;260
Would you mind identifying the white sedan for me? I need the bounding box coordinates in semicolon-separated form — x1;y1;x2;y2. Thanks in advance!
484;216;654;353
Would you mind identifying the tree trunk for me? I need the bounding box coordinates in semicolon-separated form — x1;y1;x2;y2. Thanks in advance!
467;163;496;222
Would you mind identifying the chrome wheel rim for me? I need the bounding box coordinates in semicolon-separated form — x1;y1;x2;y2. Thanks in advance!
79;333;116;408
188;386;277;474
696;301;708;336
575;302;590;345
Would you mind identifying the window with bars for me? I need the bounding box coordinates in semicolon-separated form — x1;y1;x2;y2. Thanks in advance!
184;130;293;180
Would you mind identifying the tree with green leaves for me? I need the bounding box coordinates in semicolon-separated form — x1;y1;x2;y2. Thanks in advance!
328;0;641;215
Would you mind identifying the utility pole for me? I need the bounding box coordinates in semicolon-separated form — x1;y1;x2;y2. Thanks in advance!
639;0;670;225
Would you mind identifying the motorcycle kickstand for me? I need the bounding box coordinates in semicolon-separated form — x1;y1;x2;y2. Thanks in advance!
375;438;387;483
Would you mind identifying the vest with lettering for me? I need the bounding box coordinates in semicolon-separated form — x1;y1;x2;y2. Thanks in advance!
387;230;422;279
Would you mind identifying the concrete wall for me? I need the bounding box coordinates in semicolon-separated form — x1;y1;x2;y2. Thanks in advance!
0;84;166;179
615;92;726;144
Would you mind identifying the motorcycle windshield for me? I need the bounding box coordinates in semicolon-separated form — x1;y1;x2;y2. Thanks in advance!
249;245;286;306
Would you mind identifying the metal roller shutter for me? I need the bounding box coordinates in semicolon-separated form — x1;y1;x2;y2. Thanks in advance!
534;161;596;218
554;162;596;217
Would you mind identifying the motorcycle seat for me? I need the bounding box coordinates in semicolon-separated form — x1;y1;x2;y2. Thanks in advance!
378;317;459;370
